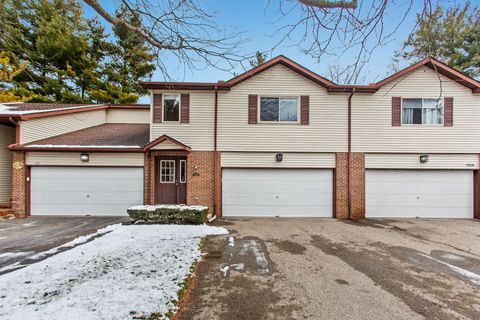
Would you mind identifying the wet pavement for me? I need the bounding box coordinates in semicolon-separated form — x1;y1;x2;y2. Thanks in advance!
0;216;127;273
178;218;480;320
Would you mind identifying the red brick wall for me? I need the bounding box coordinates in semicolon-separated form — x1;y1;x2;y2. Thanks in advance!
11;151;27;218
144;150;221;216
335;152;365;220
335;153;348;219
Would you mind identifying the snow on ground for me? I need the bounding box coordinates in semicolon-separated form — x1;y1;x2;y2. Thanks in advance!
0;224;122;274
0;224;228;320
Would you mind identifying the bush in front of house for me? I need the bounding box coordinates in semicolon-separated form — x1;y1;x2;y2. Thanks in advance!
127;205;209;224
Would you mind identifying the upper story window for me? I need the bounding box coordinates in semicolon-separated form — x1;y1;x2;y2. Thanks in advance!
163;94;180;122
402;98;443;125
260;97;298;122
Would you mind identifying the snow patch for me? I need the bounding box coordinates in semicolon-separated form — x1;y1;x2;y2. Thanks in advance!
420;254;480;285
220;265;229;277
0;104;101;115
241;239;269;273
0;224;228;319
128;204;208;211
27;144;141;149
228;237;235;247
0;251;34;261
441;253;465;261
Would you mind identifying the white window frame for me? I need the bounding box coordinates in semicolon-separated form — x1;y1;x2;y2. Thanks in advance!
258;96;300;124
179;160;186;183
162;94;181;123
160;160;176;183
401;97;444;126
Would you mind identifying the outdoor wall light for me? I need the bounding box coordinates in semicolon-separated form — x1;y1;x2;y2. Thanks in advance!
276;153;283;162
419;154;429;163
80;153;90;162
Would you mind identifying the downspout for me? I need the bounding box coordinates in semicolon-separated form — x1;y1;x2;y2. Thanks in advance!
213;85;219;216
347;89;355;219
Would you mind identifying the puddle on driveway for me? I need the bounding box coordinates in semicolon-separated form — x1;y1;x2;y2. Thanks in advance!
220;236;274;276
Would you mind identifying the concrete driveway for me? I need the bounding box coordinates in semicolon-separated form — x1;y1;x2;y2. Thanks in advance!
179;218;480;320
0;216;127;273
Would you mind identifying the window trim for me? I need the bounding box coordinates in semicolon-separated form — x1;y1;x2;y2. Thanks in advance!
401;97;444;126
162;93;181;123
179;160;186;183
257;96;301;124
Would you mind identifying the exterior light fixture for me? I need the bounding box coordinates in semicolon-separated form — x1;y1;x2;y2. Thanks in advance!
275;153;283;162
80;153;90;162
419;154;429;163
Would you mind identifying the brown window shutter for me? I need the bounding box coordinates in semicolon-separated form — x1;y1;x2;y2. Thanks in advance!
444;97;453;127
248;95;258;124
153;93;162;123
300;96;309;125
180;94;190;123
392;97;401;126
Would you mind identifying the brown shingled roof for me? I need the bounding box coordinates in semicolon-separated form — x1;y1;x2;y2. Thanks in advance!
23;123;150;148
4;103;100;111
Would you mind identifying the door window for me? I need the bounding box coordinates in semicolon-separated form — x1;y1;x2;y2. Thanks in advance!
160;160;175;183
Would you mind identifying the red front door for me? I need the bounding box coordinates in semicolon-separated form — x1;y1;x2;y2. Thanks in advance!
156;157;187;204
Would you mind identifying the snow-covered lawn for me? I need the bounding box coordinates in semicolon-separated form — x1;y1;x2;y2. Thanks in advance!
0;224;228;320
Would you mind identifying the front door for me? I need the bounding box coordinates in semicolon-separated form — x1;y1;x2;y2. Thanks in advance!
156;157;187;204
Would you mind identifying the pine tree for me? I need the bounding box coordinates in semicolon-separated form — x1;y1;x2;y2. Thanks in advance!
398;2;480;78
0;0;156;103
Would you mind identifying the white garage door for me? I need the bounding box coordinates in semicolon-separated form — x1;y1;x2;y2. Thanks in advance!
366;170;473;218
222;168;332;217
31;167;143;216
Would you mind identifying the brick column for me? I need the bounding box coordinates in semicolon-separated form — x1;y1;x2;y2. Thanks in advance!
335;152;365;220
11;151;27;218
143;153;152;205
350;153;365;220
335;153;349;219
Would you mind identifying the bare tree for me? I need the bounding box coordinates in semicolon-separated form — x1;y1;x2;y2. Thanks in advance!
83;0;248;78
268;0;437;83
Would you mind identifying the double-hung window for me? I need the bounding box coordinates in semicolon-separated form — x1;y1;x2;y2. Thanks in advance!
163;94;180;122
402;98;443;125
259;97;298;122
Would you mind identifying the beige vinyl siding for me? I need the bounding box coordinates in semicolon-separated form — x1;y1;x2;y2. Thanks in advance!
107;109;150;123
352;67;480;153
218;64;348;152
20;109;107;144
221;152;336;168
26;152;144;166
150;91;215;150
0;125;15;203
365;153;478;170
150;140;184;150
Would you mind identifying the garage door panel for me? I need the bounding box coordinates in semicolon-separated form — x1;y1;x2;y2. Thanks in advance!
366;170;472;218
222;168;332;217
31;167;143;216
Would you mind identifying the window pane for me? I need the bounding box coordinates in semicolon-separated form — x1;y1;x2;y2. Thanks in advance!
160;160;175;183
180;160;186;183
164;95;180;121
403;98;422;108
423;98;443;109
423;99;443;124
279;98;298;121
260;97;279;121
423;108;443;124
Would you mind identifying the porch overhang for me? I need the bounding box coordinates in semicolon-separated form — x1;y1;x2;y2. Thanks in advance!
143;135;192;152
